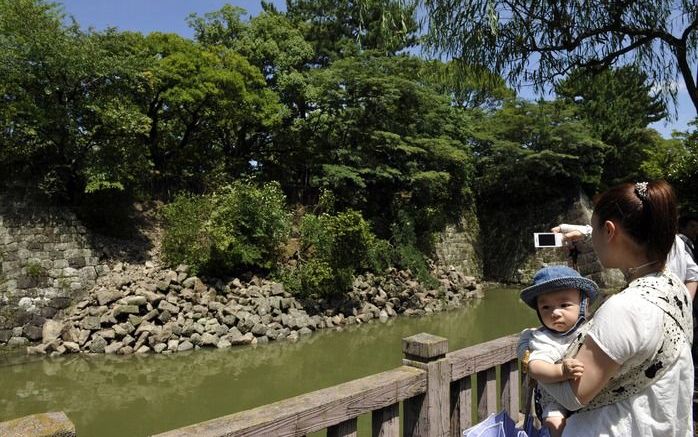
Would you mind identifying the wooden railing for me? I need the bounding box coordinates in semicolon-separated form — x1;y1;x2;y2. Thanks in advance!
153;333;520;437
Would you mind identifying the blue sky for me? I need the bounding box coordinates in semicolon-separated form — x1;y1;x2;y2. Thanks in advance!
57;0;695;138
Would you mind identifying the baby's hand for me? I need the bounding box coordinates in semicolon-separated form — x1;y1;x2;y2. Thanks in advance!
561;358;584;379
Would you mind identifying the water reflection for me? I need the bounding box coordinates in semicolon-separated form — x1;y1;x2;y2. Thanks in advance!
0;288;536;437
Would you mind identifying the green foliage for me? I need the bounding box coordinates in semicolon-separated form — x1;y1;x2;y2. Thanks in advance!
287;210;389;297
161;194;215;274
25;261;45;279
162;182;291;275
666;120;698;213
284;54;475;248
390;211;439;288
471;99;608;206
286;0;420;63
422;60;515;109
134;32;285;194
424;0;698;112
556;67;667;187
0;0;151;199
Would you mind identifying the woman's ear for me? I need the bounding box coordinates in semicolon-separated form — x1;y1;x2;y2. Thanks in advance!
604;220;617;241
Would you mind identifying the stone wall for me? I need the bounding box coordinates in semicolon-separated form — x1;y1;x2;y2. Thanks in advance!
479;191;625;290
433;208;483;277
0;194;107;343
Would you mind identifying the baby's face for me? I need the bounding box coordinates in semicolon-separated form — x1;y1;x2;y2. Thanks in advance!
536;288;582;332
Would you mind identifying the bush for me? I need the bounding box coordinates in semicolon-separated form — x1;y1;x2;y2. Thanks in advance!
161;194;214;273
287;209;390;296
162;182;291;275
390;211;439;288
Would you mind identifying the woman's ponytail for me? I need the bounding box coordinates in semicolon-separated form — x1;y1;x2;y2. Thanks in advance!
593;180;677;264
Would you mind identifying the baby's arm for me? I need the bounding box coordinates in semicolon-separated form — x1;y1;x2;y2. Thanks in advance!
528;358;584;384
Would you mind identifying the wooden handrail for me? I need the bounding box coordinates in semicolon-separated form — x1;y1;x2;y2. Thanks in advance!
153;333;523;437
153;366;426;437
447;335;518;381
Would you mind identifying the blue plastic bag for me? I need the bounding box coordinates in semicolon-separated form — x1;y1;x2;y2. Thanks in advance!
462;410;551;437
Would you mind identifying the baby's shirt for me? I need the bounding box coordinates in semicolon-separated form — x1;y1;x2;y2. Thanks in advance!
528;323;585;364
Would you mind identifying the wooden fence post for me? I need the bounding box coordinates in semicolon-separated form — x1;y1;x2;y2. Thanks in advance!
402;333;451;437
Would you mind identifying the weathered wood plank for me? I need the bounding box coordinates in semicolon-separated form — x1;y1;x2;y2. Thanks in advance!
327;418;357;437
403;392;425;437
449;377;472;437
403;366;450;436
500;359;519;420
371;403;399;437
447;335;518;381
153;366;426;437
476;368;497;421
402;333;450;437
403;333;448;361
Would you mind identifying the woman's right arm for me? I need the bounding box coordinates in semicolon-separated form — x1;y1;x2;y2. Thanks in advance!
567;336;621;404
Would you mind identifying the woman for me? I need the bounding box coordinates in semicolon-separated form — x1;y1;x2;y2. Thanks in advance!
529;180;693;436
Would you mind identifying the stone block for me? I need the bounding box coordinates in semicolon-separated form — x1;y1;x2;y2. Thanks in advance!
0;411;75;437
23;325;43;341
50;297;71;309
67;256;86;268
53;259;69;269
0;329;13;342
81;316;101;331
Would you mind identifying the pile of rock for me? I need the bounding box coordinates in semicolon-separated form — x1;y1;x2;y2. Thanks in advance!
17;262;481;356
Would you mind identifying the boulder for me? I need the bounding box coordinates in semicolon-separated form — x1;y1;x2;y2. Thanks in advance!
120;296;147;306
89;335;107;353
23;325;43;341
158;300;179;314
26;344;48;354
63;342;80;353
177;341;193;352
113;305;140;318
81;316;101;331
104;341;123;354
96;289;122;306
8;336;29;347
0;412;75;437
216;339;232;349
201;333;219;346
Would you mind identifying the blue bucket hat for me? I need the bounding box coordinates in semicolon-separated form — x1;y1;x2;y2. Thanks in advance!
521;265;599;309
521;266;599;335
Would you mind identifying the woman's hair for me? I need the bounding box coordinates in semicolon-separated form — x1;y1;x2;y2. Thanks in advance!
593;180;677;264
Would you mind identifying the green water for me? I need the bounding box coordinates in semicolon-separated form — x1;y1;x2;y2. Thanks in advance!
0;288;537;436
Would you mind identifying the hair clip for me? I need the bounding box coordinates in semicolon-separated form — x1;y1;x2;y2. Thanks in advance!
635;181;649;201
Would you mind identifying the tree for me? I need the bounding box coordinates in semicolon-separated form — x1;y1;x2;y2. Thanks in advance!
469;98;608;280
292;54;475;245
421;60;514;109
0;0;151;199
286;0;420;64
667;119;698;211
555;66;667;186
188;6;314;117
471;99;608;204
131;32;284;194
424;0;698;113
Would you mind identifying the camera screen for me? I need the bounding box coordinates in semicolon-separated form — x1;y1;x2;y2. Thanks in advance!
537;234;557;246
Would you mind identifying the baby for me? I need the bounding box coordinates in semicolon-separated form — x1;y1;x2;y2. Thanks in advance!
519;266;599;437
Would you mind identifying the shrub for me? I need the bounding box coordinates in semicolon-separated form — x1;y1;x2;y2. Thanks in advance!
161;194;215;274
162;182;291;275
390;211;439;288
25;261;45;279
288;209;390;296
